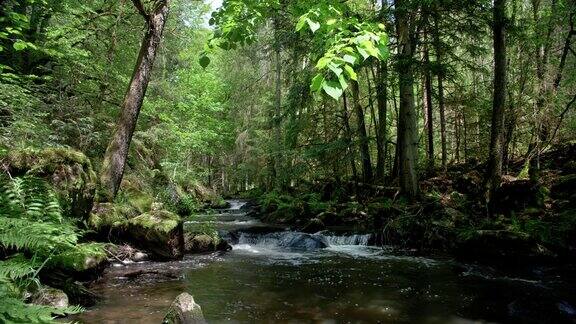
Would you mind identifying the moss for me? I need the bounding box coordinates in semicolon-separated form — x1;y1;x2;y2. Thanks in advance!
88;202;136;230
1;148;97;219
129;210;181;234
49;243;107;272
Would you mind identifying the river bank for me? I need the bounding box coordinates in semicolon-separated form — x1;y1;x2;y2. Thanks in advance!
69;200;576;323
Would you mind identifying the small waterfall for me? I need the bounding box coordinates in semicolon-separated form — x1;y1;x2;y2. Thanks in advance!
235;232;329;250
227;231;373;251
228;200;247;210
323;234;372;246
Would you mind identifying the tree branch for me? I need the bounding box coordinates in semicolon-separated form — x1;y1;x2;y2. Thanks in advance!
131;0;149;20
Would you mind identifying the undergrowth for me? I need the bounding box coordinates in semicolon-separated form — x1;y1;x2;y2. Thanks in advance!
0;176;95;323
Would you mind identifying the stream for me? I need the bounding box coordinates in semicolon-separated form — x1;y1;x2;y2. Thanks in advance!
73;200;576;323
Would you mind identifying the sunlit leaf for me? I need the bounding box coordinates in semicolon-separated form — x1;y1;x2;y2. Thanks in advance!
322;80;343;100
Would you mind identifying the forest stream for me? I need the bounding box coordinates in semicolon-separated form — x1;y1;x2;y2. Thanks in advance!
71;200;576;324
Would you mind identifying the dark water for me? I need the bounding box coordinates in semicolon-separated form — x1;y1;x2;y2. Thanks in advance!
73;201;576;323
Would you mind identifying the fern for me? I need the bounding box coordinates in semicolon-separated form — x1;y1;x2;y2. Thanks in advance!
0;176;96;323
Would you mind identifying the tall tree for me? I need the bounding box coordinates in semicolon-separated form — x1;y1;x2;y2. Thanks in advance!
395;0;419;197
99;0;170;201
484;0;507;212
351;80;373;183
423;35;435;175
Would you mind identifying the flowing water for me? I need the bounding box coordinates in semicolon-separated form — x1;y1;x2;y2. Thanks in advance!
73;200;576;323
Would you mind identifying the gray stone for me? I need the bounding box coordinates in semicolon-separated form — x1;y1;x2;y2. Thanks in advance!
163;293;206;324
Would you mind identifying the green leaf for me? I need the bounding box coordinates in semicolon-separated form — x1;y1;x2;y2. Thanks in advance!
13;41;27;51
343;54;357;65
327;62;343;77
322;80;343;100
356;45;369;59
359;40;379;58
199;55;210;68
310;74;325;92
296;15;307;31
306;18;320;33
344;65;357;81
316;56;331;69
326;18;337;26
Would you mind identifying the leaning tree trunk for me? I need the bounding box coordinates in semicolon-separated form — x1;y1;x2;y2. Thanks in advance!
99;0;169;201
395;0;419;198
484;0;507;214
351;80;374;183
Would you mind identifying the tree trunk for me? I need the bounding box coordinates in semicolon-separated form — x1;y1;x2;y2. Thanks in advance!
99;0;169;201
273;35;282;190
342;93;358;181
395;0;419;198
485;0;507;213
433;9;447;171
375;62;388;182
423;40;435;175
351;80;373;183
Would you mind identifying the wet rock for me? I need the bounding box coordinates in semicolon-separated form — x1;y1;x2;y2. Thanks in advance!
233;231;329;250
277;232;328;250
300;218;326;233
163;292;206;324
126;210;185;260
184;233;231;253
31;287;69;309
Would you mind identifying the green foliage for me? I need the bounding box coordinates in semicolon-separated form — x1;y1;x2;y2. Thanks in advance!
0;176;99;322
296;2;389;99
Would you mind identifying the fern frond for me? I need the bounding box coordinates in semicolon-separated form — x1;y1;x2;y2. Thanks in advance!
0;255;38;281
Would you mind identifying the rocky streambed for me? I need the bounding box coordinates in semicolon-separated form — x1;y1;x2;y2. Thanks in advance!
71;200;576;323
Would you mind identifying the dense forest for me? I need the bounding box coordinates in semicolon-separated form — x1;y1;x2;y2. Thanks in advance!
1;0;575;322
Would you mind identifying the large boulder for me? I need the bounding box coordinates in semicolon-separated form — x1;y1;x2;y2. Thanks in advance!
0;148;97;219
163;293;206;324
126;209;184;260
88;203;184;260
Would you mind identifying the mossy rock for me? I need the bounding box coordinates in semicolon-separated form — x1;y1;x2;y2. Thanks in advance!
1;148;97;219
184;233;230;253
49;243;107;273
126;210;184;260
88;202;137;231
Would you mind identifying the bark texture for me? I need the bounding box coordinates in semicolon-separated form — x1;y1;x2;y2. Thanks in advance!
485;0;507;212
395;1;419;198
351;80;373;183
99;1;169;201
